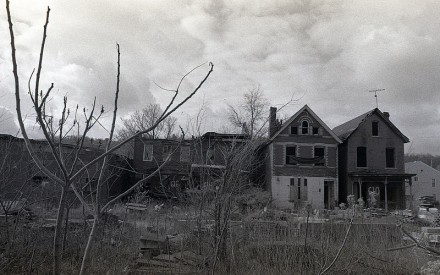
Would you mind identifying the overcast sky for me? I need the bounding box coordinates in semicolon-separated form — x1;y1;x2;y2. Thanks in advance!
1;0;439;154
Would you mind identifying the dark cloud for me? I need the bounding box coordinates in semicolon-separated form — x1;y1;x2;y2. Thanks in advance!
0;0;439;154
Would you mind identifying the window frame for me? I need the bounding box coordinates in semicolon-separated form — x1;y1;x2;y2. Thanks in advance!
285;145;297;165
143;144;153;161
290;126;298;135
301;121;309;135
385;147;395;168
372;121;379;137
314;146;325;166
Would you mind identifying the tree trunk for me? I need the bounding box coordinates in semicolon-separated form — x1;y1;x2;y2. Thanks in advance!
79;214;99;275
53;188;67;275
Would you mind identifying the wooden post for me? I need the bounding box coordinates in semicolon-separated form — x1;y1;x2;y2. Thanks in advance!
409;178;413;211
359;178;363;200
384;177;388;212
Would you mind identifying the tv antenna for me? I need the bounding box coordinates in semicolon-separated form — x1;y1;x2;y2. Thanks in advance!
369;89;385;109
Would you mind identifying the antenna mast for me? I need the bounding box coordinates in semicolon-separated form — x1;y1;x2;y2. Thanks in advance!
369;89;385;108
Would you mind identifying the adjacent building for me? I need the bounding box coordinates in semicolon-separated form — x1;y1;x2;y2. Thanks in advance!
405;161;440;206
333;108;413;210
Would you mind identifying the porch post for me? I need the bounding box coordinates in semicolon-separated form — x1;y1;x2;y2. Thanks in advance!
359;177;363;200
384;177;388;212
409;178;413;211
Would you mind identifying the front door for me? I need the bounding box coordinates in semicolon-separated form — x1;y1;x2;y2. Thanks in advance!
324;180;334;209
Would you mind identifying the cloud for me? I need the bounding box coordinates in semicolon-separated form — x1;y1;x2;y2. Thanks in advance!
0;0;439;154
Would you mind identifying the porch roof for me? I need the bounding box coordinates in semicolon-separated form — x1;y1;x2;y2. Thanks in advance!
348;172;416;179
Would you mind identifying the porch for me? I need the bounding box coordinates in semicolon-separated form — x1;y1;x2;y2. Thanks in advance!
349;173;415;211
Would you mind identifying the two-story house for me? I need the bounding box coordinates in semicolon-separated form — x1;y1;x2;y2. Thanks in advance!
133;137;192;198
333;108;414;210
264;105;341;209
405;161;440;207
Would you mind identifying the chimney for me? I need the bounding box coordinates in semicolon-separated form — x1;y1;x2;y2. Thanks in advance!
269;107;277;137
383;112;390;119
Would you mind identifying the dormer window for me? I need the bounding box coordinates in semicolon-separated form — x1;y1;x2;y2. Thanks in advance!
372;121;379;136
301;121;309;135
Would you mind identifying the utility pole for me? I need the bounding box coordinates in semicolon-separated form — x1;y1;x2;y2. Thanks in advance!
369;89;385;109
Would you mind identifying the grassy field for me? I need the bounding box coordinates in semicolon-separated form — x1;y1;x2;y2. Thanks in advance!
0;201;435;274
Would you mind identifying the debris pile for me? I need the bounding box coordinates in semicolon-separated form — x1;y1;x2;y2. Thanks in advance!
127;235;207;274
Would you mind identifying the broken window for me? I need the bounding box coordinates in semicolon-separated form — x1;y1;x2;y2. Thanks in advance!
301;121;309;135
312;127;319;135
285;146;297;165
314;147;325;166
143;144;153;161
386;147;395;168
372;121;379;136
357;146;367;167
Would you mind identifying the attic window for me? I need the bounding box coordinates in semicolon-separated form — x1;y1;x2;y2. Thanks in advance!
290;126;298;135
372;121;379;136
301;121;309;135
312;127;319;135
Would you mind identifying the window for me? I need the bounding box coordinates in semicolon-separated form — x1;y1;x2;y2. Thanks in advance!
434;194;437;200
297;178;301;199
286;146;297;165
385;148;395;168
314;147;325;166
372;121;379;136
290;178;295;186
206;147;215;163
304;179;308;187
180;146;190;162
290;126;298;135
312;127;319;135
301;121;309;135
357;146;367;167
143;144;153;161
162;145;174;160
414;176;418;182
433;179;436;187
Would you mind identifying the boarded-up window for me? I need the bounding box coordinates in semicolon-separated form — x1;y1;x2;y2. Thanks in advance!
357;146;367;167
327;147;336;167
143;144;153;161
386;148;395;168
180;146;190;162
299;145;313;158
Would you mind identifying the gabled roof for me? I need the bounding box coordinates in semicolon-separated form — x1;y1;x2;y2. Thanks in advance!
405;161;440;175
269;104;342;143
332;108;409;143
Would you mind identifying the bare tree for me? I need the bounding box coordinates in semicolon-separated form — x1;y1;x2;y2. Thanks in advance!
117;103;178;140
5;1;214;274
227;86;268;139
